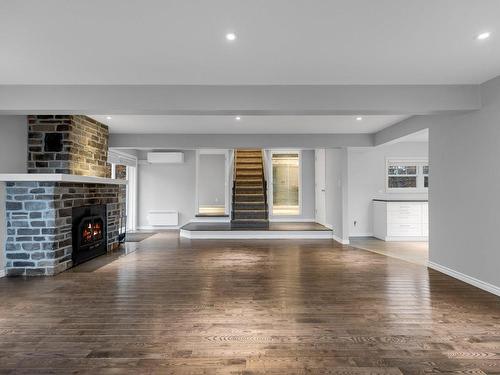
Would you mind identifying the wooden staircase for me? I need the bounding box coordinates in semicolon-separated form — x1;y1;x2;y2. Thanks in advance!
231;149;269;228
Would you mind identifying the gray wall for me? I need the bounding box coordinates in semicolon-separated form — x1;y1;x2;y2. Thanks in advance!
266;149;315;221
429;75;500;290
198;154;225;207
0;115;28;274
0;116;28;173
348;142;428;236
137;150;196;227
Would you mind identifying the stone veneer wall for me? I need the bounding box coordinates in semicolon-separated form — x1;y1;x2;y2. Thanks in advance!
5;182;125;276
28;115;111;177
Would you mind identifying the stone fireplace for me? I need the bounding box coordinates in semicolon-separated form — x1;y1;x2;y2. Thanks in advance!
1;115;126;276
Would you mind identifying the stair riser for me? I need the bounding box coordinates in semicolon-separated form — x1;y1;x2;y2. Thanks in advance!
236;170;263;175
231;221;269;229
234;203;266;210
236;165;262;170
233;211;268;220
235;181;263;187
236;158;262;162
235;187;263;194
234;195;264;202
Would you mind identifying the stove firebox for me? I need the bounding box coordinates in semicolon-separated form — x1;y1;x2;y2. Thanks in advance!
72;204;107;265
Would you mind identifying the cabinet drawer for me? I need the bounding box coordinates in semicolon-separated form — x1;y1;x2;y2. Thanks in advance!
387;210;421;223
387;223;422;236
388;203;421;213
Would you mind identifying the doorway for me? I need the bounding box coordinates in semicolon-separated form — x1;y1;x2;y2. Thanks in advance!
269;151;301;217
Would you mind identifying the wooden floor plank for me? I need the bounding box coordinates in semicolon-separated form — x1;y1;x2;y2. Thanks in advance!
0;231;498;374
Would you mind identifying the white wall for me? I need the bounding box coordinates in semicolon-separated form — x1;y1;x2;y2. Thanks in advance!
325;148;350;242
198;154;225;207
348;142;428;237
428;75;500;293
0;115;28;275
266;149;315;221
137;150;196;228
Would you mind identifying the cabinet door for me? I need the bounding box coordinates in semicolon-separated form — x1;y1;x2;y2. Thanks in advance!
387;203;422;223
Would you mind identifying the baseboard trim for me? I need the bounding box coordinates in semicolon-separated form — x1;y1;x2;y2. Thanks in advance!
428;261;500;297
384;236;428;242
350;233;373;238
332;234;350;245
0;269;5;278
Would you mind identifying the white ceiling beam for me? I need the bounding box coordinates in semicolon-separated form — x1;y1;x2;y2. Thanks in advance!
109;133;374;149
0;85;481;115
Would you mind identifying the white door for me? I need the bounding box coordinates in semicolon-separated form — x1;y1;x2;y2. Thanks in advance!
315;149;326;225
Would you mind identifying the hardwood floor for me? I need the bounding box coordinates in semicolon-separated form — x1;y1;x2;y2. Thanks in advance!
350;237;429;266
0;231;499;374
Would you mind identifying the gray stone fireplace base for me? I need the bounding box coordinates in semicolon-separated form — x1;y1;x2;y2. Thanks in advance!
5;181;125;276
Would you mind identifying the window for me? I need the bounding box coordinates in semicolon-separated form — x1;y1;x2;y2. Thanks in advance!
386;159;428;192
271;152;300;215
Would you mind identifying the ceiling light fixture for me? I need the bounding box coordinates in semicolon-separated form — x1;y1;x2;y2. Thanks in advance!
476;32;491;40
235;116;241;121
106;116;112;120
226;32;237;41
356;116;363;121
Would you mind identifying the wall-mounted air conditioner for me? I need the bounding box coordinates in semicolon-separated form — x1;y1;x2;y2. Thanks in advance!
147;152;184;164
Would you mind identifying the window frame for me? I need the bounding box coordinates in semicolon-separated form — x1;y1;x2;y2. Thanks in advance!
386;158;429;193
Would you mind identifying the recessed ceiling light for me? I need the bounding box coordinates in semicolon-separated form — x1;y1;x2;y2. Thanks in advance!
106;116;112;120
226;32;237;41
476;32;491;40
235;116;241;121
356;116;363;121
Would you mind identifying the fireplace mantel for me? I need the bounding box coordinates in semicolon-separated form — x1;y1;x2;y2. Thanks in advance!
0;174;127;185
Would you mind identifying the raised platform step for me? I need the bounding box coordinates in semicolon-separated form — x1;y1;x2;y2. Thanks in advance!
180;222;333;239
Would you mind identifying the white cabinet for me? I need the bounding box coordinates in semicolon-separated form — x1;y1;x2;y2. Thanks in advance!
373;200;428;241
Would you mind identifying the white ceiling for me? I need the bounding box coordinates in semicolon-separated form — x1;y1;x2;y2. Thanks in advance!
90;115;409;134
1;0;499;85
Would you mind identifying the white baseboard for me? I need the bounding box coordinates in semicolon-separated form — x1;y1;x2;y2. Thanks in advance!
428;261;500;297
0;269;5;278
332;234;350;245
350;233;374;238
384;236;428;242
322;224;350;245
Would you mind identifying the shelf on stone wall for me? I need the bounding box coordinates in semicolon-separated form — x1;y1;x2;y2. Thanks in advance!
0;174;127;185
